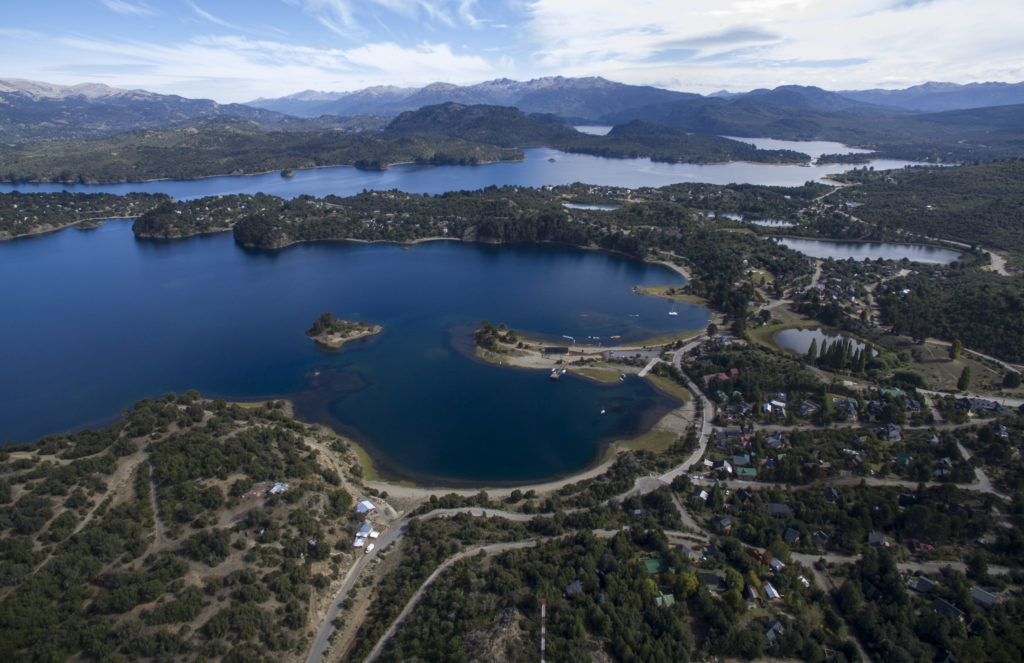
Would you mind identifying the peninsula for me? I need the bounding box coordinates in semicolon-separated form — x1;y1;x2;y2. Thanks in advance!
306;312;382;348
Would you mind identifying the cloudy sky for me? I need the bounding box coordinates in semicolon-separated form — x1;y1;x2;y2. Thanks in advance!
3;0;1022;102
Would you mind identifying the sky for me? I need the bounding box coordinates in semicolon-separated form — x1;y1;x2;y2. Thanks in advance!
2;0;1022;103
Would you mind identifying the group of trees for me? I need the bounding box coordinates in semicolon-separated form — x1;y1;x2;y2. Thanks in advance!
0;391;362;661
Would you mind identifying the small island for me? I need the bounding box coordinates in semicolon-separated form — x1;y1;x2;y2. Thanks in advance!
306;312;382;348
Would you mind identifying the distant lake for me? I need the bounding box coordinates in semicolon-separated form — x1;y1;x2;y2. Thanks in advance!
564;202;618;211
0;223;708;483
777;238;961;264
749;219;794;227
774;327;874;356
724;137;875;160
0;144;922;200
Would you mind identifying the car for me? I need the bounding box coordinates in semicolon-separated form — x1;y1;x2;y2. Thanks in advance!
365;543;375;554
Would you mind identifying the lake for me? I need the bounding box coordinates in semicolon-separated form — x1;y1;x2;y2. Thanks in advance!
774;327;874;356
0;144;922;200
0;223;707;483
777;238;961;264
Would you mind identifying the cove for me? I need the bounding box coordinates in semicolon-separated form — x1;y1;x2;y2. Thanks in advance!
0;222;708;483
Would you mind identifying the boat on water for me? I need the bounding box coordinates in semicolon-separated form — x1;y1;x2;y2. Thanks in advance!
600;409;606;415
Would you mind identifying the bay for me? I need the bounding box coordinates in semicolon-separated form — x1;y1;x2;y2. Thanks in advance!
0;222;707;483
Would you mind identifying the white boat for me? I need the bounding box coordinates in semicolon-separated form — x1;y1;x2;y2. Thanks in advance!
600;409;606;414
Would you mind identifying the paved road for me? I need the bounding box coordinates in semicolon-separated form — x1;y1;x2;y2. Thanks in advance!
305;522;407;663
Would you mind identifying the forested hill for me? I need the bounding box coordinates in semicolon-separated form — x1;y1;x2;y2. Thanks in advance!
383;102;578;146
832;159;1024;251
601;97;1024;162
383;104;810;164
0;119;523;184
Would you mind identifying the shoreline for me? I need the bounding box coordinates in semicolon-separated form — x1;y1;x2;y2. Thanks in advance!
308;324;383;349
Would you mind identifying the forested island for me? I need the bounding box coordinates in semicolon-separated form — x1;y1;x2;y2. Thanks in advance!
305;313;382;348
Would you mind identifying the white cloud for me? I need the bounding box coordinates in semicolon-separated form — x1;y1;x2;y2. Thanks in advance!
520;0;1024;92
39;33;497;101
186;1;240;30
100;0;158;16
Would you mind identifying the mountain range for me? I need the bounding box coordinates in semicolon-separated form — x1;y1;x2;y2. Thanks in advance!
247;77;1024;120
0;78;372;143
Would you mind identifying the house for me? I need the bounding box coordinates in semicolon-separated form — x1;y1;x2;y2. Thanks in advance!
868;531;889;547
876;423;902;442
898;494;918;508
799;400;821;418
733;453;751;467
834;398;858;420
991;422;1010;439
356;499;376;514
896;452;914;468
824;487;839;502
783;527;800;544
678;544;701;561
812;530;830;548
565;580;583;597
736;488;753;502
268;482;289;495
765;620;785;644
692;488;710;502
703;544;721;559
763;432;786;449
699;572;726;592
762;581;782;600
766;502;793;517
712;459;733;475
971;586;998;609
653;591;675;607
353;536;367;547
713;516;733;532
907;576;937;594
932;598;965;620
769;557;785;573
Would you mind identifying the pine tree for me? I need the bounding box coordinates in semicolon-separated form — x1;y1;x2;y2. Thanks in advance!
806;338;818;363
949;339;962;360
957;366;972;391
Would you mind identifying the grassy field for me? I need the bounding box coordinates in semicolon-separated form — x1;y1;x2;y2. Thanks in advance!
617;429;679;453
646;374;694;402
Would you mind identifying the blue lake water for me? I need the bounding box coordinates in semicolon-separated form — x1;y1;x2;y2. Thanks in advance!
0;222;707;483
777;238;961;264
774;327;874;356
0;145;921;200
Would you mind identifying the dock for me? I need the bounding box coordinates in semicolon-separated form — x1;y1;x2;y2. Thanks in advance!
637;358;660;378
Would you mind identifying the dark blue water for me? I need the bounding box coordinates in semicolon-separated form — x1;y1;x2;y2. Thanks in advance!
0;222;708;482
0;146;922;200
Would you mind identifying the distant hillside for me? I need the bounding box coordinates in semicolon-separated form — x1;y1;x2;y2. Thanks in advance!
600;91;1024;162
247;76;698;121
840;81;1024;112
383;103;578;146
0;78;359;143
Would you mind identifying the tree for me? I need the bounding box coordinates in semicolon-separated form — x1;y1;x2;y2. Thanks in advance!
707;322;718;339
1003;371;1022;389
806;338;818;363
948;339;962;360
957;366;972;391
